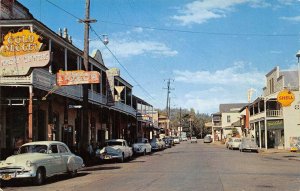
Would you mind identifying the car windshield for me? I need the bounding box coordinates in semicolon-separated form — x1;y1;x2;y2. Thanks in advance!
234;139;241;142
19;145;48;154
106;141;122;146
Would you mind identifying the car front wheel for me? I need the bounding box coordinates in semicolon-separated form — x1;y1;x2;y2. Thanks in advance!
34;167;45;185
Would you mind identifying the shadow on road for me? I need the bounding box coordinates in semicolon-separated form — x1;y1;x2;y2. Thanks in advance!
81;166;121;171
1;172;89;188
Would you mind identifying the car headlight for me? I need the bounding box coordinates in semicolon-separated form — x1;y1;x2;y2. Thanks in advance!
26;160;33;167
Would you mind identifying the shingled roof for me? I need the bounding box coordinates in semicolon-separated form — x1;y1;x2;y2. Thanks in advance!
219;103;248;113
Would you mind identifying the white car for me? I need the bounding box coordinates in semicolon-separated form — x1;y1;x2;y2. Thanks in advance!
227;138;241;150
150;138;163;151
173;136;180;144
97;139;133;162
132;138;152;155
191;137;198;143
0;141;84;185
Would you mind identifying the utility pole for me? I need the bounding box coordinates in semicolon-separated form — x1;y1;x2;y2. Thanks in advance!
179;107;182;138
164;78;174;118
80;0;96;157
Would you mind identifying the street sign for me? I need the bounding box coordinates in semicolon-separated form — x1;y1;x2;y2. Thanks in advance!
68;105;82;109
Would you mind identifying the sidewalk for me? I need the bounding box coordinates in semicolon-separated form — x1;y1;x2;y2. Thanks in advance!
212;141;300;161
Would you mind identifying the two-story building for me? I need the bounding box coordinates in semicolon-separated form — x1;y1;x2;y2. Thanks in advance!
249;66;300;150
0;0;140;159
211;103;247;142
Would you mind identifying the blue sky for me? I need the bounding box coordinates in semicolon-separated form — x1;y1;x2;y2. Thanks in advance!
18;0;300;114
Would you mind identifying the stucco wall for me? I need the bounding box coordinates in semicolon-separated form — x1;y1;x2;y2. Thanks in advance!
283;91;300;149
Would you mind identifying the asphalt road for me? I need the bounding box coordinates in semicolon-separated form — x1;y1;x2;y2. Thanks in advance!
2;140;300;191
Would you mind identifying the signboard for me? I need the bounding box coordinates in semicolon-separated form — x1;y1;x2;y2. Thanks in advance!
0;29;42;57
0;50;50;76
277;89;295;107
56;70;100;86
267;119;284;130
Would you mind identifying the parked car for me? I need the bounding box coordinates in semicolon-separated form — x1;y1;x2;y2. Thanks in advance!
163;137;171;148
96;139;133;162
173;136;180;144
191;137;198;143
239;138;259;153
181;137;188;141
227;137;241;150
0;141;84;185
203;135;212;143
132;138;152;155
159;138;166;149
150;138;163;151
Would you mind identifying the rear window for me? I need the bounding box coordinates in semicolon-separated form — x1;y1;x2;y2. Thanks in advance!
234;139;241;142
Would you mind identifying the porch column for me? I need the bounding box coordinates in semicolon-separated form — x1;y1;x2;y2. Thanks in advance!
258;121;262;149
28;86;33;142
264;98;268;150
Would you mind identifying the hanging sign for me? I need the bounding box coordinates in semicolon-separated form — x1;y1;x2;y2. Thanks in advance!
56;70;100;86
0;29;42;57
277;89;295;107
0;50;50;76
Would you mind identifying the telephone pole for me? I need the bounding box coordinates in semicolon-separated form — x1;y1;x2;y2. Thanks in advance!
164;78;174;119
80;0;96;157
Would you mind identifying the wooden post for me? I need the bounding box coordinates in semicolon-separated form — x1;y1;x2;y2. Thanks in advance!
28;86;33;142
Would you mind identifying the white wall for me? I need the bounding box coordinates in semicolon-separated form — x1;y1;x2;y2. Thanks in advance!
283;90;300;149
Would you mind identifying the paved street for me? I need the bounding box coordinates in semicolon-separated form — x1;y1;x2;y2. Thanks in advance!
2;141;300;191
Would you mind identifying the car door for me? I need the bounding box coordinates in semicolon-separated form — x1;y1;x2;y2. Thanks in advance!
58;144;69;172
123;141;131;158
49;144;64;174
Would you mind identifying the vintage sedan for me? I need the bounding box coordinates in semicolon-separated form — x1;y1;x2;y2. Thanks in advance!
97;139;133;162
132;138;152;155
0;141;84;185
239;138;259;153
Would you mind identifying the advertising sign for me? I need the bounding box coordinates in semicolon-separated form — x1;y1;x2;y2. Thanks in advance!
0;50;50;76
0;29;42;57
56;70;100;86
277;89;295;107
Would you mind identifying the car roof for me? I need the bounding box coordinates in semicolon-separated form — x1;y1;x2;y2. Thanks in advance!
22;141;65;146
107;139;126;142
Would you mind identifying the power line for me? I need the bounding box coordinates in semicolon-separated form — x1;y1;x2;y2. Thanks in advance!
44;0;299;38
90;26;155;101
44;0;155;101
96;20;300;37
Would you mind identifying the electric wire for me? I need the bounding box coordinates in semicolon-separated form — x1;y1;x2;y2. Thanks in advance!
44;0;155;102
90;26;155;101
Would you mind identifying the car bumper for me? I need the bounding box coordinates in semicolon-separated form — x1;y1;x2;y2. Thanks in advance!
0;168;35;180
99;154;121;160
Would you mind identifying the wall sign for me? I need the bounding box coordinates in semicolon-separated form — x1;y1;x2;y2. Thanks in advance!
277;89;295;107
0;29;42;57
0;50;50;76
56;70;100;86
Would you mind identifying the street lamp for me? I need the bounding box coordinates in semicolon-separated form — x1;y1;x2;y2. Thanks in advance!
296;50;300;92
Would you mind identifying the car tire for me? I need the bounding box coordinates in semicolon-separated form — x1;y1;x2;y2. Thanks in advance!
143;149;146;156
34;167;45;185
120;153;125;163
69;170;78;178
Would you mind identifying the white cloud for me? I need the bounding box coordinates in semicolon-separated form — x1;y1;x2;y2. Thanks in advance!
174;61;265;86
171;0;276;25
172;62;265;113
173;87;251;114
172;0;247;25
90;39;178;59
280;15;300;22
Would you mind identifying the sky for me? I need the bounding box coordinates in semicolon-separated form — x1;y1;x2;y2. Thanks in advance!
18;0;300;114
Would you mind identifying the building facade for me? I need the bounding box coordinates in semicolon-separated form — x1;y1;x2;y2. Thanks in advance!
0;1;141;159
249;66;300;150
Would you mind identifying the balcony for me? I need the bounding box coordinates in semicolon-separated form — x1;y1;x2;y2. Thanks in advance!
266;110;282;117
30;69;136;116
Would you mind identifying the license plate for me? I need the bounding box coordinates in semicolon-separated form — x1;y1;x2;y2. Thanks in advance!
104;155;111;159
2;174;12;180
